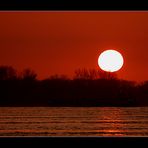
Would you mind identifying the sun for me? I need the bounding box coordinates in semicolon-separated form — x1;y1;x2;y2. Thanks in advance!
98;49;124;72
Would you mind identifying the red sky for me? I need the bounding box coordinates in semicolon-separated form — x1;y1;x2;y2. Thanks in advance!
0;11;148;82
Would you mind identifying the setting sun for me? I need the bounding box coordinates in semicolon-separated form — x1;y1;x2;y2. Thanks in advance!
98;49;124;72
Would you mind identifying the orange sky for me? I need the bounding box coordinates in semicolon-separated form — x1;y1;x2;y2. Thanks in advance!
0;11;148;82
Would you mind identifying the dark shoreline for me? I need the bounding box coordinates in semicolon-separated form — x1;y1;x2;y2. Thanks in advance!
0;68;148;107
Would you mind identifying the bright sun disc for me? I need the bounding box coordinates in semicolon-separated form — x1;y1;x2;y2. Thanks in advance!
98;49;124;72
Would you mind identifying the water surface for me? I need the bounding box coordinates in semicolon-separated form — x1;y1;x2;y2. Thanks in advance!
0;107;148;136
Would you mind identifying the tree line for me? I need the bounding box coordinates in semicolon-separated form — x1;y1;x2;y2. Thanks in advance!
0;65;148;107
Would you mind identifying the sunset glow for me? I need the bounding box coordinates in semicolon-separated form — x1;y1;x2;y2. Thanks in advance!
0;12;148;81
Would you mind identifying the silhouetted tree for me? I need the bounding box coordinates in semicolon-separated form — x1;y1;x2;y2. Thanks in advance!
0;65;148;107
98;70;117;80
74;68;90;79
74;68;117;80
88;69;100;80
20;68;37;81
48;74;69;80
0;65;17;80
